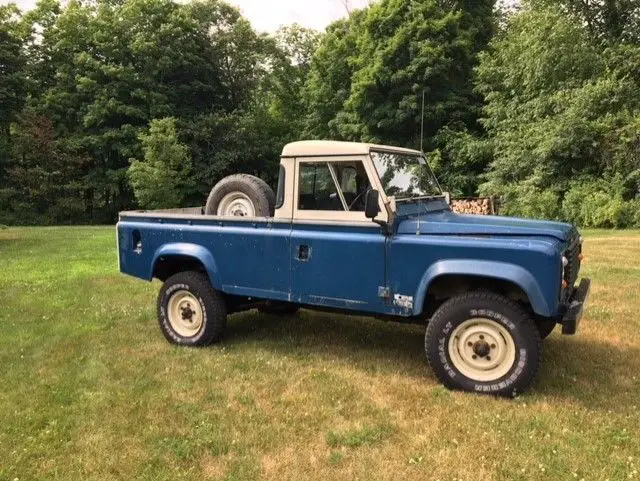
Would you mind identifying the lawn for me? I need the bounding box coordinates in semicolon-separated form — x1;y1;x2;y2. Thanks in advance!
1;227;639;481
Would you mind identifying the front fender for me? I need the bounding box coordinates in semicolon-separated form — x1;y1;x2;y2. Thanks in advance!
413;260;553;317
151;243;220;289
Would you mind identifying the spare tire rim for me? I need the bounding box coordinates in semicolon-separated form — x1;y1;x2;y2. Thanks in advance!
217;192;256;217
448;318;516;382
167;290;204;337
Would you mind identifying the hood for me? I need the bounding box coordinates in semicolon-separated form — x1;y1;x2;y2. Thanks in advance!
396;209;575;242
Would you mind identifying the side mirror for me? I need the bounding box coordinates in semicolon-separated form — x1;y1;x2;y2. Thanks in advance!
365;189;381;219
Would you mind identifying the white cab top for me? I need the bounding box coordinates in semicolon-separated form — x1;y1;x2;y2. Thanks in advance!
281;140;422;158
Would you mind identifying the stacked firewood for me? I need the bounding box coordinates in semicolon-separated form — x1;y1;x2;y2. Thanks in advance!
451;197;498;215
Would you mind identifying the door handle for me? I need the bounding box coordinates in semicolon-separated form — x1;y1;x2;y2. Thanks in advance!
296;244;311;261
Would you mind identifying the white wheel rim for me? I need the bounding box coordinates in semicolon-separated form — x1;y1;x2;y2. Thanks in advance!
167;290;204;338
217;192;256;217
448;318;516;382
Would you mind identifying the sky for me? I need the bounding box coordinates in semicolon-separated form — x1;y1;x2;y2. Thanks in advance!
229;0;371;32
0;0;372;32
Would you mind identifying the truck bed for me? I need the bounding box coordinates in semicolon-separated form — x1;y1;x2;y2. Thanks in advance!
117;208;389;314
118;207;291;296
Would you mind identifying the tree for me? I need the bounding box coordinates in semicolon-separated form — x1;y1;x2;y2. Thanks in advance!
0;5;26;181
128;117;193;209
180;107;288;200
264;24;321;135
340;0;494;146
19;0;271;222
476;5;640;225
303;0;495;195
1;110;88;225
20;0;62;98
532;0;640;43
303;10;367;139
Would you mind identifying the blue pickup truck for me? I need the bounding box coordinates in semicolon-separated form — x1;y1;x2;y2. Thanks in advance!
117;140;590;396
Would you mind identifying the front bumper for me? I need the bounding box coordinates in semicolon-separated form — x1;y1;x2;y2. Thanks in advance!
561;278;591;335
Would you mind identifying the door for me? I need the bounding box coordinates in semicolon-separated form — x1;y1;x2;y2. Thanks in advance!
289;158;387;313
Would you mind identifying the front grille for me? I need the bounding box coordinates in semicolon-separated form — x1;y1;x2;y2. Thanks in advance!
563;232;582;296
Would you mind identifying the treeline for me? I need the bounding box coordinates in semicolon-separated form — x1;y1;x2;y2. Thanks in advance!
0;0;638;227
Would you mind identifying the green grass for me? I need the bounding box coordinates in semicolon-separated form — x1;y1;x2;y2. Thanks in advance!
1;227;639;480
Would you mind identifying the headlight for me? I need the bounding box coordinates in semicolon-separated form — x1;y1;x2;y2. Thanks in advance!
561;256;568;288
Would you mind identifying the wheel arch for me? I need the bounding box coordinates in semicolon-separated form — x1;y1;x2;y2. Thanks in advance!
414;260;553;318
151;243;220;288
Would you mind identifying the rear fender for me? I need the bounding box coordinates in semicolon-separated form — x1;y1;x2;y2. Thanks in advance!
414;260;552;317
151;243;220;289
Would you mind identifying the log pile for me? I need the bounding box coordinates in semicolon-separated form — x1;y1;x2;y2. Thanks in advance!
451;197;498;215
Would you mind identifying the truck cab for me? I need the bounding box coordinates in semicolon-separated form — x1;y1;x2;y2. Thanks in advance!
117;140;591;396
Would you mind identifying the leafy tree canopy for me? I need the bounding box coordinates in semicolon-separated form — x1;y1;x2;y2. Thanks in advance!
303;0;495;195
476;4;640;226
532;0;640;43
1;0;639;227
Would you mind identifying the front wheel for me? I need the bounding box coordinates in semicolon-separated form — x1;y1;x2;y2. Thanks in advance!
157;271;227;346
425;291;541;397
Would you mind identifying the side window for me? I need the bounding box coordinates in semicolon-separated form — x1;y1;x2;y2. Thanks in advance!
334;162;370;211
298;163;343;211
340;166;358;195
275;165;285;209
297;161;372;212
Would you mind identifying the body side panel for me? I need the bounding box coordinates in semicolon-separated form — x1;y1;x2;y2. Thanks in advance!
289;222;387;313
118;216;565;319
387;234;563;318
397;210;574;241
414;260;550;316
118;218;292;299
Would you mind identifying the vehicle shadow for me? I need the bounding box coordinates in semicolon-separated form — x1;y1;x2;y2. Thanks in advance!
225;311;638;410
534;335;640;410
224;309;429;378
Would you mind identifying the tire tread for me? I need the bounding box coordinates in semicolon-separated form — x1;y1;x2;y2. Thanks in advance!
425;290;542;397
205;174;275;217
157;271;227;346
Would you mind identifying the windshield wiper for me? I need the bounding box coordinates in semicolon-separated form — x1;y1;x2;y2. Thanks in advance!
395;195;445;203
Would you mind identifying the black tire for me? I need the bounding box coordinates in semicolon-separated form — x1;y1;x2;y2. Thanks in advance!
258;302;300;316
425;291;541;397
205;174;275;217
536;317;557;339
157;271;227;346
250;176;276;214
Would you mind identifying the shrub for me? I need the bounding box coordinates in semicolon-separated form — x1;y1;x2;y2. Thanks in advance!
497;184;561;220
128;118;194;210
562;180;640;228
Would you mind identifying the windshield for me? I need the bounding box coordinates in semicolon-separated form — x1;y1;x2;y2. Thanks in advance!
370;151;442;201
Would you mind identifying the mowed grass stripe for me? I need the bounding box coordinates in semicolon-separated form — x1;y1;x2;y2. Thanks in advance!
0;227;639;480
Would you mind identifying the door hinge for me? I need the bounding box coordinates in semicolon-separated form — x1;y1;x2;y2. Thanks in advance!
378;286;392;299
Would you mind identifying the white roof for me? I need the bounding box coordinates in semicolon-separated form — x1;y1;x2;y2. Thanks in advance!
281;140;422;157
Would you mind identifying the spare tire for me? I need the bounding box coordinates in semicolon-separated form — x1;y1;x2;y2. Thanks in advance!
205;174;275;217
251;176;276;213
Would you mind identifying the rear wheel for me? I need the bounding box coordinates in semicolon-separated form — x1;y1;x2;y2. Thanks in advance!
157;271;227;346
425;291;541;397
205;174;275;217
